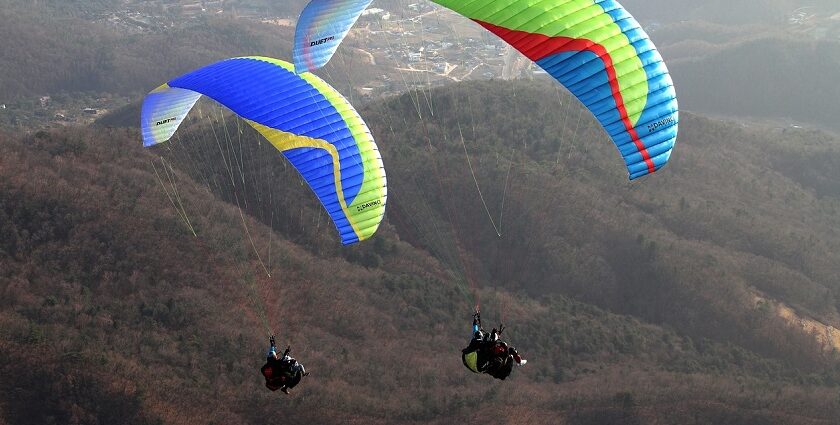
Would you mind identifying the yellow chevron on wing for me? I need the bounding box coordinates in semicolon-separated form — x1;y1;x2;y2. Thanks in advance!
246;119;363;240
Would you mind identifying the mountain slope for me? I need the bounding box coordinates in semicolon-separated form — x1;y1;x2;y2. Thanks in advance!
669;37;840;132
369;81;840;337
3;81;840;423
0;1;374;103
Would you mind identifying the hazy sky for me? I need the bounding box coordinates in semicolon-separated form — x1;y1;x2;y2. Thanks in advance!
620;0;838;25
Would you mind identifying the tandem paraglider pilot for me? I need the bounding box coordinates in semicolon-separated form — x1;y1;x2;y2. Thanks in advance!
262;335;309;394
462;310;526;380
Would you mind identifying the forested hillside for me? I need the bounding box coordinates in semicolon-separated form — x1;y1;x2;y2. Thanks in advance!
4;82;840;423
0;1;375;102
5;1;840;424
0;10;289;100
669;37;840;131
366;82;840;363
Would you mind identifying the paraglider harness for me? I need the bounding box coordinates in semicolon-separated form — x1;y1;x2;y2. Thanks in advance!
261;336;304;392
462;312;523;380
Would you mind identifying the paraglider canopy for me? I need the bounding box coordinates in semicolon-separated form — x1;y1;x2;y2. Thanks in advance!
140;56;388;245
293;0;679;180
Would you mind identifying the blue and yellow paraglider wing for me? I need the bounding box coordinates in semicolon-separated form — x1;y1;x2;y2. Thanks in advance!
140;57;387;245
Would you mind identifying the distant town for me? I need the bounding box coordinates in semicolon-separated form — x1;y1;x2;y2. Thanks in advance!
5;1;840;132
2;1;548;130
786;7;840;40
98;0;535;90
84;0;281;31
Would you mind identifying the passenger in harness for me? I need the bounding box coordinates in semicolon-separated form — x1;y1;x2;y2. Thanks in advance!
261;335;309;394
462;310;526;380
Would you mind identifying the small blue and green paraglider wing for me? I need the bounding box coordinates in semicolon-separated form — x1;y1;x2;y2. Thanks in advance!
294;0;373;74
